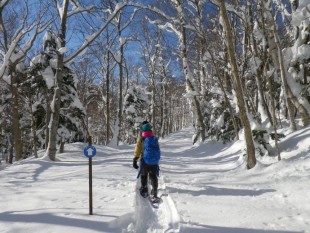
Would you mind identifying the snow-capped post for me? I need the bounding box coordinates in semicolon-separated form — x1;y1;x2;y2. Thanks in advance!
83;136;96;215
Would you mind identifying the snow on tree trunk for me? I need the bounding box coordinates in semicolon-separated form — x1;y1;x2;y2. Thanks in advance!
266;62;281;161
247;2;273;126
109;118;119;148
46;80;63;161
45;0;69;161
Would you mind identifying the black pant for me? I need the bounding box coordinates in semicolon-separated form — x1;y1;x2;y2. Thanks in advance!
140;164;158;194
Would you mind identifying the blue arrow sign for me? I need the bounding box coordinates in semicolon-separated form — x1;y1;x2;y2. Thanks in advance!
84;146;97;158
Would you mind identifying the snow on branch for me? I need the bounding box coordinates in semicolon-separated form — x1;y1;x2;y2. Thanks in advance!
112;7;140;32
65;2;128;63
56;0;65;21
0;23;36;80
209;0;220;6
0;3;51;83
67;0;95;18
209;0;243;19
65;1;176;63
0;0;9;8
149;19;181;38
292;2;310;26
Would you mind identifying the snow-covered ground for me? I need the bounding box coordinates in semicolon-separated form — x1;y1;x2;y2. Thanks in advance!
0;126;310;233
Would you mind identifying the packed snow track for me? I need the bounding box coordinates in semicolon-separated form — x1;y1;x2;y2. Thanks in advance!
125;176;181;233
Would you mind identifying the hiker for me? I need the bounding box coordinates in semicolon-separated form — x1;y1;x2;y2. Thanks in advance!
133;121;161;200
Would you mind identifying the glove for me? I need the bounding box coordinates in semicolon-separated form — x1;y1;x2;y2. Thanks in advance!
133;158;139;169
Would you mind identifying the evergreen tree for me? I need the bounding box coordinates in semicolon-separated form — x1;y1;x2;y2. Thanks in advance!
123;84;149;144
25;30;85;154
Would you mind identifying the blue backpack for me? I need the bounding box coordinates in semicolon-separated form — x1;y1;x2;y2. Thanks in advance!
143;137;160;165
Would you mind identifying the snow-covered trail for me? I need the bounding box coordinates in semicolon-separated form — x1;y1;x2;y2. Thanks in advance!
0;131;186;233
0;144;137;233
132;127;244;233
126;176;181;233
1;127;310;232
159;128;310;233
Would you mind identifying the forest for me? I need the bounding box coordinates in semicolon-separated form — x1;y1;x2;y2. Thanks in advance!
0;0;309;170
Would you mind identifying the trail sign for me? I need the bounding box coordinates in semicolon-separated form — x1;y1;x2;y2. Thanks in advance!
83;144;96;215
84;146;96;158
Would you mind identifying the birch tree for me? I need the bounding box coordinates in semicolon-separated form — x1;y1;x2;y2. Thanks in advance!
109;4;140;146
45;0;130;160
0;0;50;161
169;0;206;142
139;22;164;134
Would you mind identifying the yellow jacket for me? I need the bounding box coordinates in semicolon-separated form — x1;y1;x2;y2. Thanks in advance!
134;135;144;160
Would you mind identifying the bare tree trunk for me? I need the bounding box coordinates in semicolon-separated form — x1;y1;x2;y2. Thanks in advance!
105;53;110;145
117;42;124;146
160;71;167;138
10;71;23;161
44;88;51;149
29;94;38;158
59;138;65;153
8;136;13;164
218;0;256;169
151;79;156;134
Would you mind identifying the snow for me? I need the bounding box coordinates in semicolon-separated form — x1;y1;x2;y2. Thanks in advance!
2;74;11;84
126;105;136;114
57;1;64;22
0;0;9;8
58;47;67;54
1;125;310;232
30;55;42;67
114;53;122;64
291;1;310;26
41;66;56;89
297;44;310;61
119;37;126;46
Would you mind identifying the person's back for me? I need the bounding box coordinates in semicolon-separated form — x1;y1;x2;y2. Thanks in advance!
133;121;160;200
143;135;160;165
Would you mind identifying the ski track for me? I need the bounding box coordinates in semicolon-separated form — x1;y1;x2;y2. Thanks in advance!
125;175;181;233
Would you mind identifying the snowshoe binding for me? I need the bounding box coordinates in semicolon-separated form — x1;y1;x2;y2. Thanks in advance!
149;195;160;208
139;186;148;198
